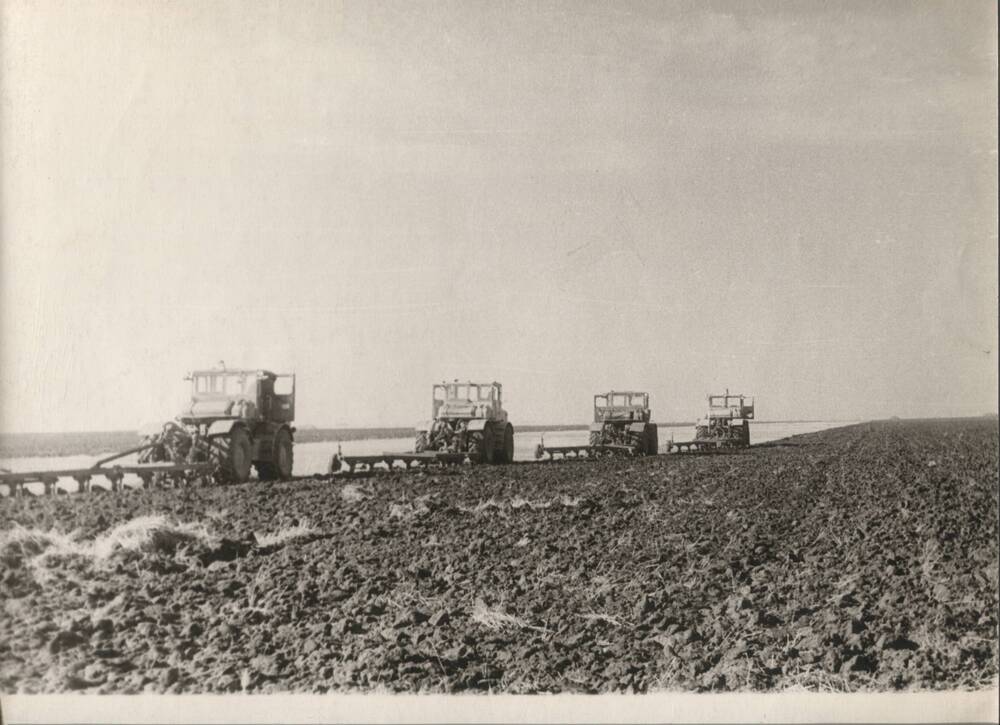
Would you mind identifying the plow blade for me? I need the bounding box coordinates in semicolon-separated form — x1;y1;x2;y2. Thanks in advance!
329;450;472;474
666;439;739;453
533;443;639;461
0;462;217;497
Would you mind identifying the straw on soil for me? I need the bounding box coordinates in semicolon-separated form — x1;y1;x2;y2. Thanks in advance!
90;515;217;559
255;521;318;548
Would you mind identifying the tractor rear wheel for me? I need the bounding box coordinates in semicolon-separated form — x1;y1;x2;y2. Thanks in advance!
257;428;294;481
589;431;602;447
646;424;659;456
481;424;495;464
498;423;514;463
415;432;429;453
274;428;294;478
218;427;253;483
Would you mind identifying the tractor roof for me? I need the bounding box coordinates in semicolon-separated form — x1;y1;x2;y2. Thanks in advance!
598;390;648;397
190;369;279;378
436;380;501;386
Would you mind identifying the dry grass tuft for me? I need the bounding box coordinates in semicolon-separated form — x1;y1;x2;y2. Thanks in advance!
0;524;80;562
254;520;317;548
474;497;503;512
460;495;580;514
471;599;530;631
204;508;230;524
511;497;553;510
90;515;217;559
2;515;221;585
388;503;413;520
1;525;85;583
775;663;856;693
457;497;501;514
388;495;435;521
340;483;370;503
578;612;628;627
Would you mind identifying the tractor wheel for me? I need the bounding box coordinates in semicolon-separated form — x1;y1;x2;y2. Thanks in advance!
481;425;495;464
218;427;253;483
274;428;294;478
646;424;659;456
257;428;294;481
415;432;429;453
589;431;602;447
496;423;514;463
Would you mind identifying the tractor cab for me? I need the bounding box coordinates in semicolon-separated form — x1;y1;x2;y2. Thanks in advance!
183;368;295;424
705;391;754;421
432;381;507;422
594;391;651;423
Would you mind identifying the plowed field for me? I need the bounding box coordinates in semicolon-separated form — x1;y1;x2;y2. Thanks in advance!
1;419;996;693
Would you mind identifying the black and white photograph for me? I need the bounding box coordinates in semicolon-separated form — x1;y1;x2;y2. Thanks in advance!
0;1;997;722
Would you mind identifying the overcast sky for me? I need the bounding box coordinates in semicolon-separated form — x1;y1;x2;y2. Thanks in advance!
1;0;997;433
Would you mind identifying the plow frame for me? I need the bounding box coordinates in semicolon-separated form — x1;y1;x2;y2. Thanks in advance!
0;442;217;497
666;439;740;454
533;434;645;461
329;447;473;474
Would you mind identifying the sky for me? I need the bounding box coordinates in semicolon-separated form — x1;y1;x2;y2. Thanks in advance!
1;0;997;433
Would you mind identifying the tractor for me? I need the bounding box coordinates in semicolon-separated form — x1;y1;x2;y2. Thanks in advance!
588;391;659;455
693;390;754;448
138;366;296;483
414;381;514;464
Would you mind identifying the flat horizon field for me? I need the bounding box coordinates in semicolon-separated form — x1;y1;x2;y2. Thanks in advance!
0;418;996;694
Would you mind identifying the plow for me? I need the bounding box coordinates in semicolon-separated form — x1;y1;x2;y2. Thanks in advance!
532;438;644;461
0;448;217;496
664;438;745;454
328;448;474;474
